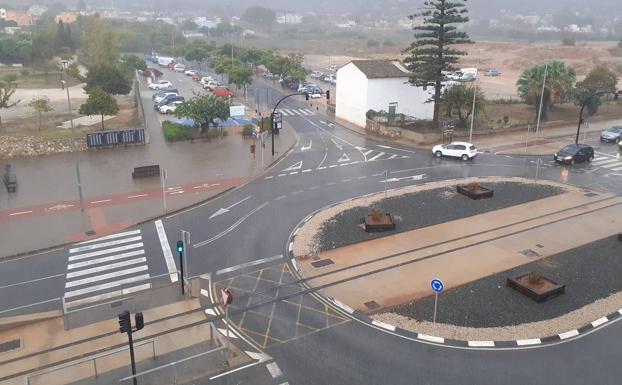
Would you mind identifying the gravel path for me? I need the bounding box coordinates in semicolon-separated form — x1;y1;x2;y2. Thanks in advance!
316;181;564;252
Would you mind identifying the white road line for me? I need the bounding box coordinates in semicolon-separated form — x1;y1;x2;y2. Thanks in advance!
90;199;112;204
516;338;541;346
326;182;337;186
372;320;396;331
278;109;290;116
591;317;608;327
467;340;495;347
282;108;294;115
341;178;352;183
350;161;360;165
331;138;343;150
417;334;444;344
128;194;148;199
329;165;337;168
302;169;311;173
9;210;32;216
277;174;286;177
218;328;238;338
65;265;149;288
275;195;287;200
70;236;143;254
0;273;65;290
65;283;151;309
368;152;386;161
292;190;303;194
362;149;374;156
303;108;314;115
288;242;293;252
592;158;619;166
155;219;179;283
289;171;298;175
358;176;367;179
194;202;269;248
64;274;151;298
75;230;142;245
66;257;146;278
609;166;622;172
205;308;217;316
216;255;283;275
265;176;274;179
68;244;144;262
266;362;283;378
309;186;319;190
200;289;209;297
558;330;579;340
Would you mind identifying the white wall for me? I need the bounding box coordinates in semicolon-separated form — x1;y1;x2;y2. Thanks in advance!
366;77;434;120
335;63;369;127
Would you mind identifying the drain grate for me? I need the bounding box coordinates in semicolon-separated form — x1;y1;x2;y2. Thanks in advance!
85;230;96;236
0;339;20;353
520;249;541;258
310;259;335;268
584;192;598;197
364;300;380;310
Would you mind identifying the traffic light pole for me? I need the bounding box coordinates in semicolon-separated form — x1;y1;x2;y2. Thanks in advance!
270;92;323;156
575;91;620;144
177;245;185;295
127;327;137;385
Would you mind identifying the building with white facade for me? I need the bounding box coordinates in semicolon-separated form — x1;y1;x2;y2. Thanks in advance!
335;60;434;128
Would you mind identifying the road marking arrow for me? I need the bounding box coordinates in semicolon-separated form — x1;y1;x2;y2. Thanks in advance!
376;144;417;154
283;160;303;171
301;140;313;151
331;139;343;151
209;195;252;219
379;174;426;183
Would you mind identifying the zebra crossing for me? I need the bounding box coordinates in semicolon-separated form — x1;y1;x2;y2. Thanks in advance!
591;155;622;172
277;108;315;116
63;229;151;309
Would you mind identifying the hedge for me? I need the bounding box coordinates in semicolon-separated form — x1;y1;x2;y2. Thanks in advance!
162;121;194;142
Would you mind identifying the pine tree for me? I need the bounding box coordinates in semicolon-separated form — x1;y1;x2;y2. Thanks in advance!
404;0;472;129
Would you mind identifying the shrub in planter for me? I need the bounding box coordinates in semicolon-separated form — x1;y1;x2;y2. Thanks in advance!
162;121;194;142
242;124;254;137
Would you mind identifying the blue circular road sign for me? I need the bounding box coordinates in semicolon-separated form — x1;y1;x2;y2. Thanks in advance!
431;279;444;293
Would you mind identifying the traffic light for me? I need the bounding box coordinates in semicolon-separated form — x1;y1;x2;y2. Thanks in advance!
135;312;144;331
118;310;130;334
176;241;184;253
326;90;330;100
305;93;309;101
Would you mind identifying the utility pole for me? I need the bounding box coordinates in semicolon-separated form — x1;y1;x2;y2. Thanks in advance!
469;49;483;142
535;61;548;135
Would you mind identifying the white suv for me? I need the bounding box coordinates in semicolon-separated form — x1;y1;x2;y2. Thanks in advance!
149;80;173;90
432;142;478;161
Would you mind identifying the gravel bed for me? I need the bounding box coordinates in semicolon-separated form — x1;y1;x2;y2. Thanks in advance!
316;181;565;252
387;236;622;328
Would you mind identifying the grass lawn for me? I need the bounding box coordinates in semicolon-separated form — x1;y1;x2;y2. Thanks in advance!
0;67;81;89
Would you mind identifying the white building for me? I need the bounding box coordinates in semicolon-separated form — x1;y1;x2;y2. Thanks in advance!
335;60;434;128
277;13;302;24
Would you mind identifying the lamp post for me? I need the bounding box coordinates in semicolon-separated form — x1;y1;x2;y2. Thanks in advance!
468;48;483;142
60;60;85;213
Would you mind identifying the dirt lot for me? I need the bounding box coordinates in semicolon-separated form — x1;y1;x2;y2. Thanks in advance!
304;40;622;100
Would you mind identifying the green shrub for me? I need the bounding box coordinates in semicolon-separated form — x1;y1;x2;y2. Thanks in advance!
162;121;194;141
242;124;254;136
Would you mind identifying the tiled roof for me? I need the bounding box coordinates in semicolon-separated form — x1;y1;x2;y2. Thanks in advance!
348;60;410;79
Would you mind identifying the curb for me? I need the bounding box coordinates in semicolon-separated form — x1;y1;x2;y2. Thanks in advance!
283;178;622;349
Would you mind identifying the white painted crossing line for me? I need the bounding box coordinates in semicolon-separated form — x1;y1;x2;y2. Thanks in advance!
368;152;386;161
68;243;144;262
66;257;146;278
65;283;151;309
155;220;179;283
592;158;619;166
282;108;294;116
64;274;151;298
266;362;283;378
216;255;283;275
278;109;290;116
69;236;143;254
302;108;314;115
75;230;141;245
65;265;149;288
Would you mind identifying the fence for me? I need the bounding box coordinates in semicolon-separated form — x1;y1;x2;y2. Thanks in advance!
86;128;146;148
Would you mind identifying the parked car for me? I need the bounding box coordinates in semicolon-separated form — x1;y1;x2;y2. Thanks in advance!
154;95;185;110
191;72;203;81
554;144;594;165
600;126;622;143
153;92;179;103
310;71;324;79
328;64;338;71
211;86;234;98
432;142;478;161
184;69;198;76
203;80;223;90
148;80;174;90
301;85;323;96
152;89;178;100
173;64;186;72
159;100;184;114
485;68;501;77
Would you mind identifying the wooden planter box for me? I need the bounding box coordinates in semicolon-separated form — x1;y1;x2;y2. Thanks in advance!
507;273;565;303
364;213;396;232
457;185;494;200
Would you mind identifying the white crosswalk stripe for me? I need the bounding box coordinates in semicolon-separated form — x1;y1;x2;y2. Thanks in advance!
592;157;619;166
277;108;315;116
63;230;151;309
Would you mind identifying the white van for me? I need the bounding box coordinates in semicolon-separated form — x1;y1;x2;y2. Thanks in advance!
157;57;176;67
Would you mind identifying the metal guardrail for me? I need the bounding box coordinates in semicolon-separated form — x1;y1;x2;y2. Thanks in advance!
24;339;156;385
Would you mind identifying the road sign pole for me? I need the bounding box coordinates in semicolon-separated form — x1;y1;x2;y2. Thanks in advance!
433;292;438;323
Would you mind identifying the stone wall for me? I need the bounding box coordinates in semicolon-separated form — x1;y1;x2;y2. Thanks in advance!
0;136;87;158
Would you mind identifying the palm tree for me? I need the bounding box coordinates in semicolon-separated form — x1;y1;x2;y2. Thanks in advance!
517;61;576;122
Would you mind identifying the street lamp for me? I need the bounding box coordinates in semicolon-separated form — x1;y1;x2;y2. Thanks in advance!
535;47;552;135
575;90;621;144
60;60;85;213
468;48;483;142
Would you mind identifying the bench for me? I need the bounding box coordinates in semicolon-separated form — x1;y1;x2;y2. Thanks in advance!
132;165;160;179
3;173;16;193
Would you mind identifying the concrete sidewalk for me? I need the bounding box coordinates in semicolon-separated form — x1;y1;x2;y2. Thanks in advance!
296;184;622;313
0;80;297;257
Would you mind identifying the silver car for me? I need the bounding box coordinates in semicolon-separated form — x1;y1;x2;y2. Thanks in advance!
600;126;622;143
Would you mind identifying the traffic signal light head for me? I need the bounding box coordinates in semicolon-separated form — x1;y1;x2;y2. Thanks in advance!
326;90;330;100
118;310;130;334
176;241;184;253
135;312;144;331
